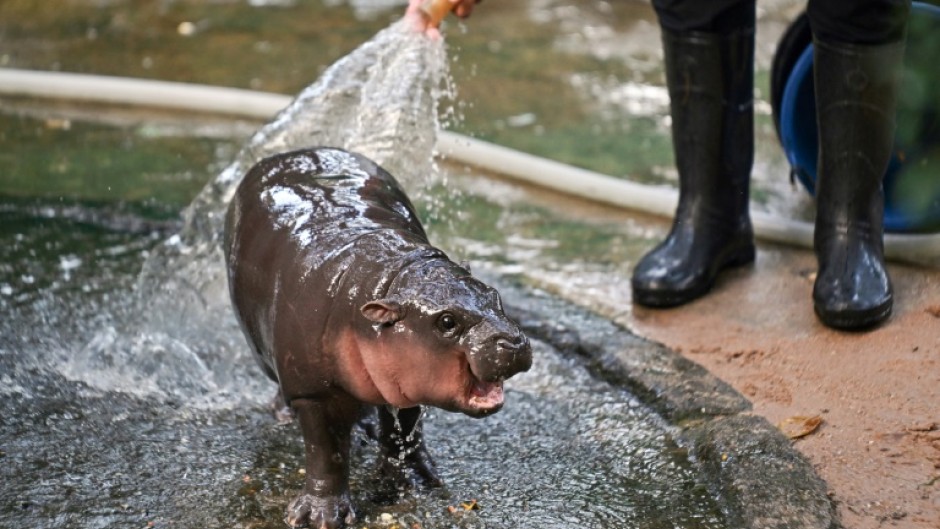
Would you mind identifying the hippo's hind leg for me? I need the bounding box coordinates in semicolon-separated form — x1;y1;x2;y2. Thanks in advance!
287;397;359;529
376;405;444;489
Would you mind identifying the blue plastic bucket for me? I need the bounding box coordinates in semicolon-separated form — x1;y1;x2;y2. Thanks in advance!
775;2;940;233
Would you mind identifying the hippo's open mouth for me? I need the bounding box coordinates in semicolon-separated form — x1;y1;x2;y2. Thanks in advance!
466;369;505;412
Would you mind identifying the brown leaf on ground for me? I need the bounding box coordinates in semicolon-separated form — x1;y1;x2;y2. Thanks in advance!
778;415;823;439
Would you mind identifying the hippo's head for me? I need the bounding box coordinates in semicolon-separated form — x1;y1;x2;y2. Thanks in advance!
357;263;532;418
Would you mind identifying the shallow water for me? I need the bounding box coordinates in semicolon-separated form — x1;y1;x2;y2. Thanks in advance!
3;304;724;529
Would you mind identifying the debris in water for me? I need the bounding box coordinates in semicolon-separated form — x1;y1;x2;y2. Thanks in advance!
177;21;196;36
447;499;480;514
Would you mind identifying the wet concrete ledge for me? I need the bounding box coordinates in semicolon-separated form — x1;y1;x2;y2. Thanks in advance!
490;275;839;529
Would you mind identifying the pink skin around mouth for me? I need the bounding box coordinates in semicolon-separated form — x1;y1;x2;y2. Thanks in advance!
465;368;505;411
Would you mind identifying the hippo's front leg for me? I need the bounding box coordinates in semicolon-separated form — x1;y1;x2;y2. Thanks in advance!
377;406;444;489
287;398;359;529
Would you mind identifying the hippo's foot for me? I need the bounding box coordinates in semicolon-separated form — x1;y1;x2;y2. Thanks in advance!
285;492;355;529
379;444;444;490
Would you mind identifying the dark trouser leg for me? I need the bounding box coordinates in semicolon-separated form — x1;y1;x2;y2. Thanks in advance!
808;0;910;45
808;0;909;329
631;0;756;307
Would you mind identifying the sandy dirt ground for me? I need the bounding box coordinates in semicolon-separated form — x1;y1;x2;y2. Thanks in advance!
627;242;940;529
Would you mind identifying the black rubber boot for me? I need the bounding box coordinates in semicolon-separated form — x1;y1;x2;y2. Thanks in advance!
812;38;904;330
631;27;756;307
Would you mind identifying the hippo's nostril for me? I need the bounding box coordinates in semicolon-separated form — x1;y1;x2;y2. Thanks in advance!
496;336;527;351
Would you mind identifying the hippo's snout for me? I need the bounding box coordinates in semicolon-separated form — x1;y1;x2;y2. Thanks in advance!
497;335;533;374
471;333;532;383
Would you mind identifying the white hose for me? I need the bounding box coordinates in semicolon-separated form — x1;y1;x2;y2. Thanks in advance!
1;67;938;265
0;68;288;117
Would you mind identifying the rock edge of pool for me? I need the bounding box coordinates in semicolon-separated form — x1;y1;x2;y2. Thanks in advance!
491;273;838;529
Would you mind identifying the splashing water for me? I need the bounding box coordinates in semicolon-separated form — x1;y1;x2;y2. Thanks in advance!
60;20;454;406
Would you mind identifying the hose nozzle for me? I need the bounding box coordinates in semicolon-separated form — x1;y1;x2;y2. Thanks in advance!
420;0;453;26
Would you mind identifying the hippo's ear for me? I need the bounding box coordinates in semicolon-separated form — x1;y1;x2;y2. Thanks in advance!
459;260;472;273
361;300;403;324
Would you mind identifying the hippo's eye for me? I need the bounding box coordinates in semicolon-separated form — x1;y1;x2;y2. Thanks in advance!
436;313;459;335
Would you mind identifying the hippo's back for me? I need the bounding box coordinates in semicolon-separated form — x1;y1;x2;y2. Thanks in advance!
224;148;433;382
230;148;427;254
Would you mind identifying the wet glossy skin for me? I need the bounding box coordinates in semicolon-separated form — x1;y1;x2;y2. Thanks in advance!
224;147;531;528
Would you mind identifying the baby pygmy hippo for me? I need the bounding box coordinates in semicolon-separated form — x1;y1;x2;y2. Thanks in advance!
224;147;532;528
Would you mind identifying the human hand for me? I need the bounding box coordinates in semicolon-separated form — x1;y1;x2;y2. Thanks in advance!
405;0;481;39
